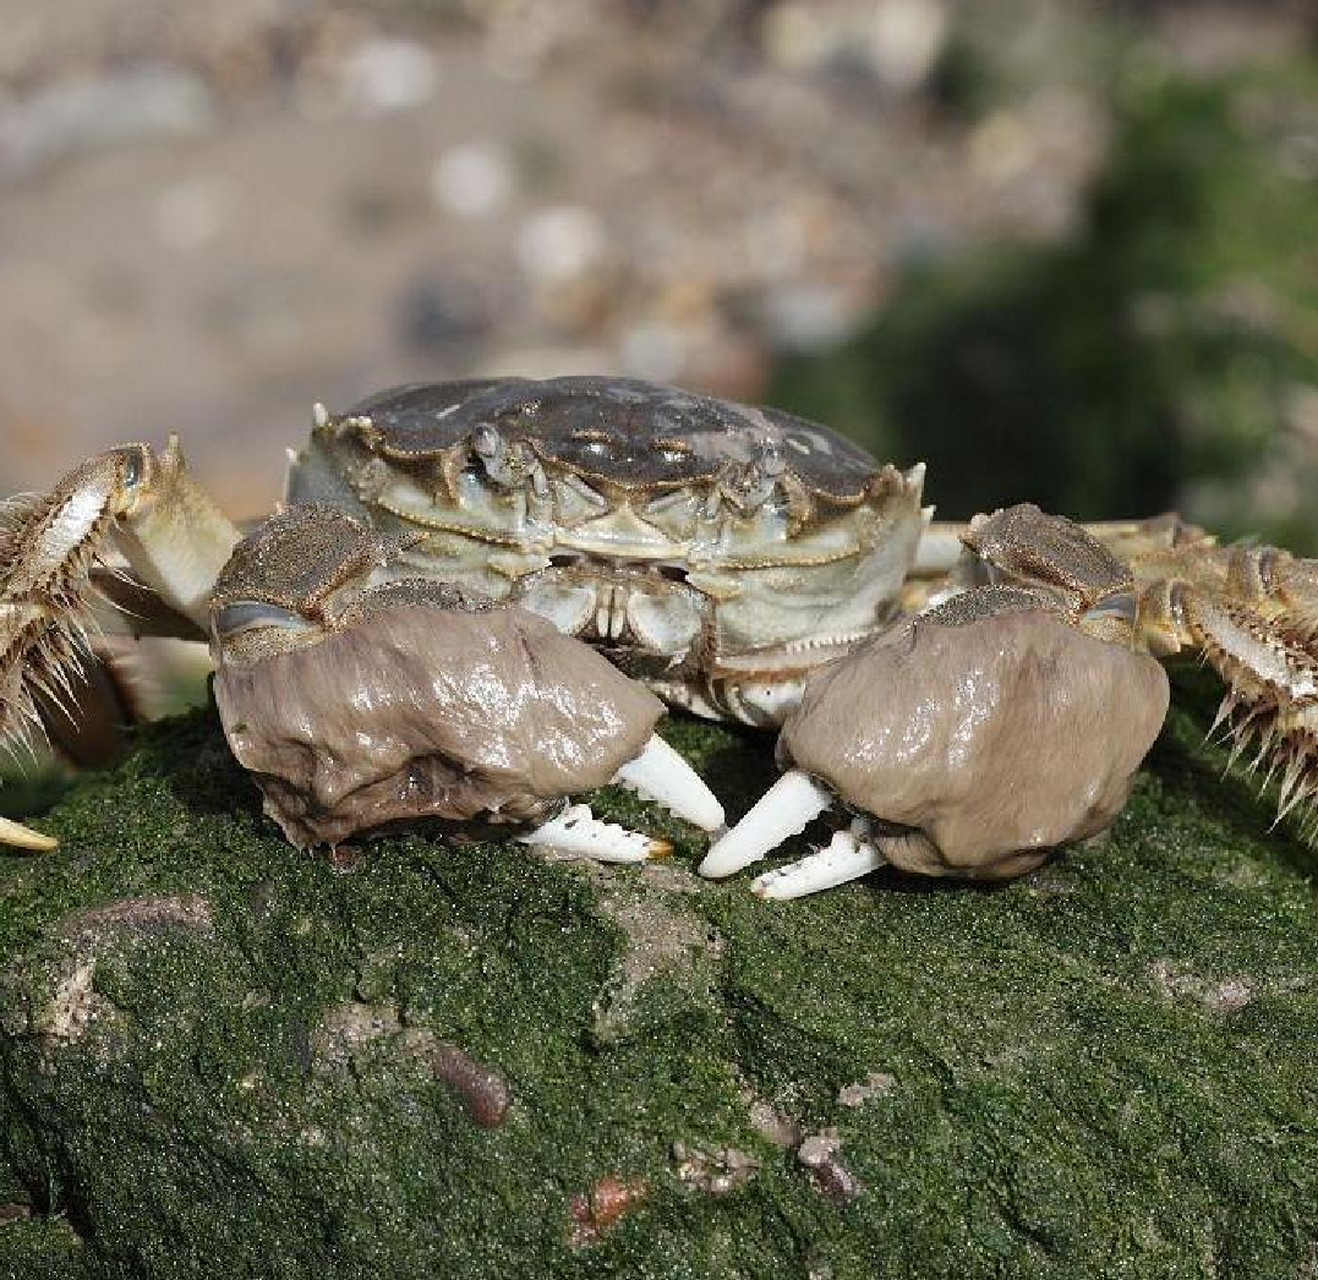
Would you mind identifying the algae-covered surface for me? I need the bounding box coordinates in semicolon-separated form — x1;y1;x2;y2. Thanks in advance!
0;668;1315;1280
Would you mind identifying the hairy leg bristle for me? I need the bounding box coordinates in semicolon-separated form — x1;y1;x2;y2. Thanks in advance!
0;467;131;849
1209;675;1318;831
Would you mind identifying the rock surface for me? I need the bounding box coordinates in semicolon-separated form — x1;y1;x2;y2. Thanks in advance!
1;668;1317;1278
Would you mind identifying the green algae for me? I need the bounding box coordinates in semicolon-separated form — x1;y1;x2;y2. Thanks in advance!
0;665;1314;1280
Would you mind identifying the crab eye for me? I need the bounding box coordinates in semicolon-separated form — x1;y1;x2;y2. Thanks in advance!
472;424;500;456
118;447;148;487
214;601;315;641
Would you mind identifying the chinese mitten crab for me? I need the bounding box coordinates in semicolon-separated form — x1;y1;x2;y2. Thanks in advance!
1;377;1315;897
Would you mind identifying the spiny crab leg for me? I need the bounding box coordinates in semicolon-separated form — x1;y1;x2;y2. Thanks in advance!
0;439;240;851
519;803;670;863
610;733;725;832
750;819;887;900
697;769;833;879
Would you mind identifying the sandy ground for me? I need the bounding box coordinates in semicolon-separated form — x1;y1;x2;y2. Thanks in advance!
0;0;1142;514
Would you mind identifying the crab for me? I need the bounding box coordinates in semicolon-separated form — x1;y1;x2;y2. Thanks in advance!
1;376;1314;898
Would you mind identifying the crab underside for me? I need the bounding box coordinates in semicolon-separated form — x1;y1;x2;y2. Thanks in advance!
3;376;1318;897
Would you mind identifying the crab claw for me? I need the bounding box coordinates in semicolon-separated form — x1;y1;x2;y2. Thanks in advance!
611;733;724;832
0;815;58;852
704;596;1170;895
749;820;885;899
698;769;833;878
519;803;670;863
210;506;700;860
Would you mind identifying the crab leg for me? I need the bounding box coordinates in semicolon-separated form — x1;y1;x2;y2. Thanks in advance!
519;802;671;863
0;440;240;850
0;815;59;852
698;769;833;879
750;821;886;899
611;733;725;832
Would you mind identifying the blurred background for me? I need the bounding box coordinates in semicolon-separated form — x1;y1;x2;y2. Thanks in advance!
2;0;1318;720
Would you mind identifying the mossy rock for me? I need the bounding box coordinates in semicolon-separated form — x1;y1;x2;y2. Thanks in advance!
0;671;1316;1280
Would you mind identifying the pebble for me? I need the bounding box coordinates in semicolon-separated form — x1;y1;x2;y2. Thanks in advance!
836;1071;896;1107
155;176;232;250
760;282;855;352
618;320;688;383
336;38;439;115
761;3;836;72
762;0;947;90
869;0;948;91
796;1128;862;1204
671;1141;760;1196
396;278;490;354
431;141;515;219
516;205;609;282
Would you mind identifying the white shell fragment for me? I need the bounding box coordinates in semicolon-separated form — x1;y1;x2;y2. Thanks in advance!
698;769;833;879
519;803;670;863
751;823;886;900
0;815;58;852
611;733;725;832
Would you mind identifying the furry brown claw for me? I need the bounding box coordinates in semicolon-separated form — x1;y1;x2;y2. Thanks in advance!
208;503;721;856
702;589;1169;890
707;503;1318;895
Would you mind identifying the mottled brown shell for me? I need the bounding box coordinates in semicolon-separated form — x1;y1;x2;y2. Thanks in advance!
777;609;1170;878
341;376;884;501
214;601;663;848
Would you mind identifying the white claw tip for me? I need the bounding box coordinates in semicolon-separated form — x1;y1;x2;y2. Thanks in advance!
312;402;330;429
611;735;725;832
0;815;58;852
698;770;833;879
749;827;886;900
520;803;668;864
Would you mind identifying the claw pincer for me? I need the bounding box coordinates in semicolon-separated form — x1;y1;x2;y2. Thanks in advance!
209;505;722;856
704;509;1173;896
